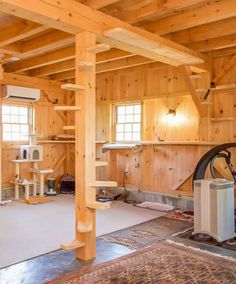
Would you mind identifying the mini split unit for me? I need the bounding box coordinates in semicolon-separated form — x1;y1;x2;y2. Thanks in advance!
3;85;40;102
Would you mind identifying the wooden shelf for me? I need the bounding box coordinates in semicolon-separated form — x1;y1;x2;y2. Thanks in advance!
54;106;81;111
61;240;85;251
89;181;117;187
38;140;106;144
211;117;235;122
38;140;75;144
61;83;85;91
10;159;42;163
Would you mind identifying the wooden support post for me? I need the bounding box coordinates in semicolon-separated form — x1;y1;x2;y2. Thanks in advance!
25;184;30;200
39;173;44;196
75;32;96;261
15;184;19;200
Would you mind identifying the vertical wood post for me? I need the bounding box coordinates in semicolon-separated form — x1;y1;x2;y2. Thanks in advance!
75;32;96;261
0;84;2;202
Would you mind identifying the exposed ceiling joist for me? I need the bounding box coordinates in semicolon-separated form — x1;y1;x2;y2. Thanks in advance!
28;54;154;77
143;0;236;35
116;0;206;24
0;0;207;69
0;18;48;47
5;47;132;72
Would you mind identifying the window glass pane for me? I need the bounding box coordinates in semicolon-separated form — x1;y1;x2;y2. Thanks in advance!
11;115;18;123
124;132;132;141
125;114;133;122
12;132;20;141
11;106;19;115
19;116;28;123
134;105;141;114
116;124;124;132
2;114;11;123
133;123;140;132
2;106;10;114
3;132;11;141
12;124;20;132
134;114;141;122
124;124;132;132
117;115;125;123
19;107;28;116
116;133;124;141
3;124;11;132
117;106;125;115
20;125;29;132
126;106;133;114
133;132;140;141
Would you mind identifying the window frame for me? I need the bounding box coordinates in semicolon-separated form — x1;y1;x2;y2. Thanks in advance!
2;102;33;144
112;102;142;143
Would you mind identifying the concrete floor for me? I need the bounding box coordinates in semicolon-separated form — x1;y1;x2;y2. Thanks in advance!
0;195;165;268
1;217;236;284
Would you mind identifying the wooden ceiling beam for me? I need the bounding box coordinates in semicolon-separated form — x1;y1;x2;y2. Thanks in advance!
143;0;236;35
19;30;74;59
80;0;120;9
0;19;48;47
118;0;206;24
187;34;236;52
0;71;63;91
172;16;236;43
0;0;207;68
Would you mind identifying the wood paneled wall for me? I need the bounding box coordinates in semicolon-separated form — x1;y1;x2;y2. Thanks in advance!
2;55;236;197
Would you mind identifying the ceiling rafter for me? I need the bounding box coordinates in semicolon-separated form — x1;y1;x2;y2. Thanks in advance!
0;0;207;70
143;0;236;35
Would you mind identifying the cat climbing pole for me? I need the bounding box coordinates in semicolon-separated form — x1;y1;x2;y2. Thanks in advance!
59;32;117;261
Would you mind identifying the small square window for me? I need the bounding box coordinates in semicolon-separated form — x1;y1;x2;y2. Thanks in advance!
2;105;32;142
115;103;141;142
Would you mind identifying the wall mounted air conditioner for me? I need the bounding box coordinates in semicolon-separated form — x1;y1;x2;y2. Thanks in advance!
3;85;40;102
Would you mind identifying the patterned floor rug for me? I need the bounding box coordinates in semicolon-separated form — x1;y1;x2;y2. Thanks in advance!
98;216;193;250
47;241;236;284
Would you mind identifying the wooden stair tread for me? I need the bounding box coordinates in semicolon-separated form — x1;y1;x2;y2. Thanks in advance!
87;44;110;53
89;181;117;187
61;83;85;91
63;125;75;130
61;240;85;250
95;161;108;167
54;106;81;111
196;88;207;92
189;74;201;79
86;201;111;210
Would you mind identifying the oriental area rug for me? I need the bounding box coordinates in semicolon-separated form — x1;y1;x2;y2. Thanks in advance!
98;216;193;250
47;241;236;284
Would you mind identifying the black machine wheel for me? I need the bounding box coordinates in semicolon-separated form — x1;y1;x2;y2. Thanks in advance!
192;143;236;188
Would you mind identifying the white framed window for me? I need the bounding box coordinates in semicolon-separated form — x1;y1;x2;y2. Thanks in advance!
2;105;32;142
115;103;141;142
